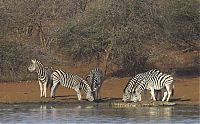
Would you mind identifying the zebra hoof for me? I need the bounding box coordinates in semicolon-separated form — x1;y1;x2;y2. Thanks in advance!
51;96;56;99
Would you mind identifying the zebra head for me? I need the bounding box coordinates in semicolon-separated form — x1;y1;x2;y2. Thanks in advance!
130;94;140;102
122;92;130;102
92;80;101;92
86;91;94;102
130;90;141;102
122;87;131;102
122;80;134;102
28;59;38;72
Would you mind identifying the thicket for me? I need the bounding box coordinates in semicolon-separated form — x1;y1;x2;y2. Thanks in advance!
0;40;58;82
0;0;199;81
0;0;91;81
56;0;200;74
0;41;31;81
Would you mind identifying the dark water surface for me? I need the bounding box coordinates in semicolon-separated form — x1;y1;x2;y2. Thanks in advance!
0;104;199;123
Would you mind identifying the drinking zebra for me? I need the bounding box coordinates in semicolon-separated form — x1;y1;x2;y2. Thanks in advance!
86;68;104;100
122;69;174;102
123;69;160;102
50;70;94;101
28;59;53;98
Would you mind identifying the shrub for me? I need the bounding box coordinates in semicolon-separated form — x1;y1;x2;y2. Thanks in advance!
55;0;200;74
0;41;28;81
0;40;61;82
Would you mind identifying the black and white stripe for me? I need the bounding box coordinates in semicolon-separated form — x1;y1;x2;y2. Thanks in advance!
122;69;160;102
86;68;104;100
28;59;53;98
51;70;94;101
123;69;174;102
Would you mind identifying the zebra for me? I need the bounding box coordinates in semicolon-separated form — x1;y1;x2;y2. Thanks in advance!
122;69;160;102
85;68;104;100
28;59;53;98
123;69;174;102
50;70;94;101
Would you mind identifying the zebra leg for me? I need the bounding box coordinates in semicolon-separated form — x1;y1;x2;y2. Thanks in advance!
74;88;82;101
149;87;156;101
97;86;102;100
150;96;153;100
51;82;59;98
166;85;172;102
158;90;162;101
39;81;43;98
155;91;158;100
95;89;98;100
97;90;100;100
138;95;142;102
130;95;133;101
43;82;48;98
154;90;161;101
162;91;168;101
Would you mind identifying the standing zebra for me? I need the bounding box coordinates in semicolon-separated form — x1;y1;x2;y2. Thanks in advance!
123;69;174;102
28;59;53;98
50;70;94;101
86;68;104;100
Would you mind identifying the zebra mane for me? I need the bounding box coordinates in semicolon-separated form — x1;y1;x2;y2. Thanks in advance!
33;59;45;73
123;77;137;93
35;60;43;67
123;78;131;93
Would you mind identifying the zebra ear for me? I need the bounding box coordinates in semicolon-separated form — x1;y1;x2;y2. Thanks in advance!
85;75;91;82
31;59;36;63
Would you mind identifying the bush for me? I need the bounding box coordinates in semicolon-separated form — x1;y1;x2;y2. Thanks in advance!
0;40;56;82
0;41;31;81
55;0;200;74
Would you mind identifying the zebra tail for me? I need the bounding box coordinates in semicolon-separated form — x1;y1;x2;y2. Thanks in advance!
49;79;53;90
49;74;54;91
172;84;175;96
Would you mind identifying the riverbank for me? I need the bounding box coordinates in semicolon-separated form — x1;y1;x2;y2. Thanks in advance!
0;76;199;105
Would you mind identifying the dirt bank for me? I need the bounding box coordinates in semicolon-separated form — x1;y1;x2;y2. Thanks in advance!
0;76;199;105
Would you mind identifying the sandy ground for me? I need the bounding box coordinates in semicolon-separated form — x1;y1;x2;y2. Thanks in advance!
0;76;199;105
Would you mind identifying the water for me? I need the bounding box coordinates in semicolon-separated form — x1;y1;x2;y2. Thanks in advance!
0;104;199;123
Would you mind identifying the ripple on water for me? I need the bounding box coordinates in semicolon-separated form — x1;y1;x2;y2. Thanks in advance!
0;104;199;123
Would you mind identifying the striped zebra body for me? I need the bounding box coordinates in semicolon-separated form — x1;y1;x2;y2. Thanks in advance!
28;59;53;98
86;68;104;100
51;70;94;101
122;69;173;102
123;69;160;102
130;70;174;102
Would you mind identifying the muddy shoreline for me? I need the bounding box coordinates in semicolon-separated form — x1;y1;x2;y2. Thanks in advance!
0;100;199;110
0;76;199;106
